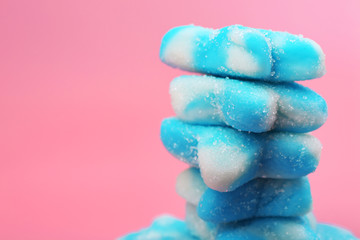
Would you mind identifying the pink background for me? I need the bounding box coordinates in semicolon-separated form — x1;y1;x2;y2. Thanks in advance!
1;0;359;239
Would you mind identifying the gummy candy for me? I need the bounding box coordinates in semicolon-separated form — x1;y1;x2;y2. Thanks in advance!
177;168;312;223
120;24;357;240
162;118;321;192
170;75;327;133
160;25;325;82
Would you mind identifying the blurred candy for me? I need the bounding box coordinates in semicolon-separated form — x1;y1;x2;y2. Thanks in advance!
177;168;312;223
121;213;358;240
162;118;321;192
170;75;327;133
160;25;325;82
119;215;197;240
316;224;358;240
185;203;216;240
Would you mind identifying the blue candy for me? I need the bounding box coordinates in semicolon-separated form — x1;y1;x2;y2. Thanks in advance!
161;118;321;192
186;203;359;239
176;168;208;206
198;177;312;223
170;75;327;133
119;24;359;240
160;25;325;82
119;215;197;240
120;214;358;240
186;203;318;240
177;168;312;223
316;224;358;240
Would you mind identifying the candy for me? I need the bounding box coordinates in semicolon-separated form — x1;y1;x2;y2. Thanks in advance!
185;203;318;240
120;24;358;239
185;203;216;240
316;224;358;240
176;167;207;206
170;75;327;133
199;177;312;223
120;213;358;240
177;168;312;223
160;25;325;82
162;118;321;192
186;203;359;240
119;215;197;240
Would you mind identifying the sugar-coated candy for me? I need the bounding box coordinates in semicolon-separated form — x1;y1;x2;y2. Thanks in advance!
186;203;358;239
120;23;358;240
177;168;312;223
162;118;321;192
160;25;325;82
176;167;207;206
316;224;358;240
199;177;312;223
186;203;318;240
120;213;358;240
119;215;197;240
185;203;216;240
170;75;327;133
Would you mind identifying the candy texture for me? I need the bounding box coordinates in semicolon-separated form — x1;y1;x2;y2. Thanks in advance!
186;203;318;240
119;215;197;240
186;203;358;240
177;168;312;223
316;224;358;240
121;213;358;240
170;75;327;133
160;25;325;82
162;118;321;192
120;24;358;240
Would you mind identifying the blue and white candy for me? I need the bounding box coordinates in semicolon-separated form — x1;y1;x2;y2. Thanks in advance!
162;118;322;192
186;200;357;240
160;25;325;82
120;214;358;240
177;168;312;223
316;224;358;240
185;203;318;240
217;220;358;240
170;75;327;133
119;215;197;240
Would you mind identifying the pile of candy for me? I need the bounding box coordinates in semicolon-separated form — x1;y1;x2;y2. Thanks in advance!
121;25;357;240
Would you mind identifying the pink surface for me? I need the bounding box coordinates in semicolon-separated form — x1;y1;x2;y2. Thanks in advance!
0;0;359;239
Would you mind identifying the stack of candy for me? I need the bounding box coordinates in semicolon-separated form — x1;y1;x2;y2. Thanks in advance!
121;25;358;239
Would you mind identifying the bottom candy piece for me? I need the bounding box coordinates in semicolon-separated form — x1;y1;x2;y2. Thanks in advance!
120;214;358;240
119;215;197;240
317;224;358;240
177;168;313;223
185;203;318;240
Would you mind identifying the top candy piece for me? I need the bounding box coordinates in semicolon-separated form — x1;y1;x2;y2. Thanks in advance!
160;25;325;82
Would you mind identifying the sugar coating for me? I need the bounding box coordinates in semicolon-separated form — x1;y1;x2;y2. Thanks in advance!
120;214;359;240
199;177;312;223
161;118;322;192
160;25;325;82
176;168;207;206
119;24;358;240
306;212;318;231
177;168;312;223
316;224;358;240
176;168;205;205
170;75;328;133
185;203;217;240
185;203;318;240
119;215;197;240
